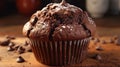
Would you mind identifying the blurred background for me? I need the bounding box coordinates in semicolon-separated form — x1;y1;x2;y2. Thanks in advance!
0;0;120;37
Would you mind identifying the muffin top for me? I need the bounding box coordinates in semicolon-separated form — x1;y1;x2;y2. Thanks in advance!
23;0;96;41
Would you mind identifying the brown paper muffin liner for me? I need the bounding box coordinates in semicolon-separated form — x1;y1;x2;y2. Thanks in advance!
29;38;90;66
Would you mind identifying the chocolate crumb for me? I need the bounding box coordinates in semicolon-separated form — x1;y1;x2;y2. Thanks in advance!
7;46;14;51
8;42;15;47
90;37;95;40
94;38;100;43
26;45;32;52
113;35;118;40
0;57;1;61
14;45;20;50
0;39;10;46
108;39;114;43
24;40;29;46
93;38;100;45
101;40;107;44
16;56;25;63
5;35;16;40
115;37;120;46
17;46;25;54
96;54;102;60
96;45;103;51
29;62;31;64
90;54;102;60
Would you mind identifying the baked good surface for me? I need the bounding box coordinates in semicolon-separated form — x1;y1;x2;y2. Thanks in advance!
23;1;96;41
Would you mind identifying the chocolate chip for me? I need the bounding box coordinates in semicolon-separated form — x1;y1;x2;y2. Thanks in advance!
96;54;102;60
115;37;120;46
90;54;102;60
90;37;95;40
5;35;15;40
0;39;10;46
17;46;25;54
24;40;29;46
94;38;100;42
113;35;118;40
8;42;15;47
96;45;103;51
26;45;32;52
93;38;100;45
7;46;14;51
14;45;20;50
16;56;25;63
30;17;38;26
29;62;31;65
0;57;1;61
101;40;107;44
108;39;114;43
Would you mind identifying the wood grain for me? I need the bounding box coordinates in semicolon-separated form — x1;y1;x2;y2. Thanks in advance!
0;37;120;67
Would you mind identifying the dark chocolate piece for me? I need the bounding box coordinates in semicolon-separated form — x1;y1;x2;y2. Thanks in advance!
7;46;14;51
115;37;120;46
93;38;100;45
16;56;25;63
5;35;16;40
109;39;114;43
26;45;32;52
14;45;20;50
24;40;29;46
90;54;102;60
17;46;25;54
8;42;15;47
101;40;107;44
94;38;100;43
113;35;118;40
96;45;103;51
0;57;1;61
90;37;95;40
0;39;10;46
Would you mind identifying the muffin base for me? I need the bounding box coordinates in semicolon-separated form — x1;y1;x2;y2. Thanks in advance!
29;38;90;66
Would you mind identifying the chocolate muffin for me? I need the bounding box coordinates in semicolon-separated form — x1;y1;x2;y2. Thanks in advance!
23;0;96;66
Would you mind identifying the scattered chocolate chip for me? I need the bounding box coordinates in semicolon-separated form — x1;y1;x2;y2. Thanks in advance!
30;17;38;26
24;40;29;46
26;45;32;52
17;46;25;54
90;37;95;40
101;40;107;44
115;37;120;46
0;39;10;46
113;35;118;40
5;35;16;40
90;54;102;60
93;38;100;45
8;42;15;47
16;56;25;63
108;39;114;43
14;45;20;50
94;38;100;42
93;41;97;45
96;54;102;60
0;57;1;61
96;45;103;51
7;46;14;51
29;62;31;65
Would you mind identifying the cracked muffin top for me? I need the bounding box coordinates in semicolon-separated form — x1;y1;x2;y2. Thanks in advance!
23;0;96;41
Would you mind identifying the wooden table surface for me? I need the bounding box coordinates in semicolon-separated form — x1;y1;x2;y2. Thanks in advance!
0;37;120;67
0;14;120;67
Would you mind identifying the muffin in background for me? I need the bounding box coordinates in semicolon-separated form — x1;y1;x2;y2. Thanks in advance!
23;0;96;66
